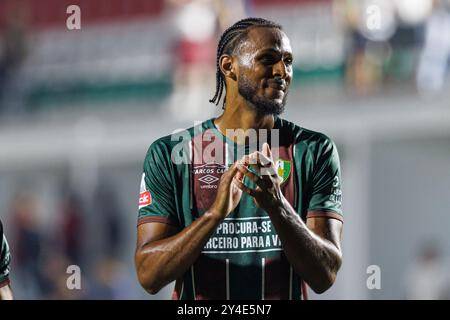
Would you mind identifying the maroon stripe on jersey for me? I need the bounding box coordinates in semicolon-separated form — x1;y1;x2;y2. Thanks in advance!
264;254;291;299
306;210;343;223
191;129;227;211
193;254;227;300
0;278;10;288
172;279;183;300
273;144;296;208
137;216;177;226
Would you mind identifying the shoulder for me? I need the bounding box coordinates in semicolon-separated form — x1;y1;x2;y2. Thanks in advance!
276;117;336;149
143;120;207;163
145;135;176;157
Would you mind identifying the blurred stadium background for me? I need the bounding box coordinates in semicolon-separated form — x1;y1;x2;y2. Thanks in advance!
1;0;450;299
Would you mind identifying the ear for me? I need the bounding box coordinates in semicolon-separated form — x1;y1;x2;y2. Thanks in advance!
219;54;237;81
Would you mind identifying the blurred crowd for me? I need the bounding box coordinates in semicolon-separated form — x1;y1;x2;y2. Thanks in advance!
0;0;449;118
405;240;450;299
3;185;139;299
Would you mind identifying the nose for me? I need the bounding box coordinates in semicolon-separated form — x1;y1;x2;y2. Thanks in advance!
273;60;289;80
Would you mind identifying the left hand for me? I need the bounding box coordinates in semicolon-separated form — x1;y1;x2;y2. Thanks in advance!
233;143;285;211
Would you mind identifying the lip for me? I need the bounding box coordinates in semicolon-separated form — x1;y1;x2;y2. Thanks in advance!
267;80;287;92
267;83;286;91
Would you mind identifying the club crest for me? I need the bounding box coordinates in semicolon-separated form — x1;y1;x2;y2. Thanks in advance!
275;159;291;184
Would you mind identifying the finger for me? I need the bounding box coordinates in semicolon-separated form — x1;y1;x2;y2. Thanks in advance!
241;149;272;166
236;163;258;182
251;152;278;179
262;143;273;161
235;157;252;180
253;197;261;208
235;169;244;181
258;151;272;167
223;162;241;183
239;155;261;178
260;166;278;178
233;176;258;197
227;162;239;172
235;161;250;183
236;163;273;190
241;154;276;182
241;152;277;180
238;166;272;190
244;152;259;166
244;153;269;172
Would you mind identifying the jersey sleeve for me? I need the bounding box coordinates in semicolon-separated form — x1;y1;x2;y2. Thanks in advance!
137;140;179;227
306;136;343;222
0;233;11;288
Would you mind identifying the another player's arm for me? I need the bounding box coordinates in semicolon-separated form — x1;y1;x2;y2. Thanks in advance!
0;231;13;300
0;284;13;300
235;143;342;294
135;163;243;295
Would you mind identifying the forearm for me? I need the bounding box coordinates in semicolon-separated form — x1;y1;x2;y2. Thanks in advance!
136;211;221;294
267;198;342;293
0;284;13;300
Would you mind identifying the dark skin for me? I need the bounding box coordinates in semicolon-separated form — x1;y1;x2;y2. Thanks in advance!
135;164;243;294
135;27;343;295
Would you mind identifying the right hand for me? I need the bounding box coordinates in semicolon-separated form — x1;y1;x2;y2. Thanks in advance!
209;162;244;220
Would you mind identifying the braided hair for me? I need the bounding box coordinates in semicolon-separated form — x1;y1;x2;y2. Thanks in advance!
209;17;282;108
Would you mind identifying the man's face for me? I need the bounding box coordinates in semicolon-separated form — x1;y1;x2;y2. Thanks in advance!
236;27;293;115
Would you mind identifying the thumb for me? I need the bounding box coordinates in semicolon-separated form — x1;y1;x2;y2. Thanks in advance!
226;162;243;181
262;142;272;160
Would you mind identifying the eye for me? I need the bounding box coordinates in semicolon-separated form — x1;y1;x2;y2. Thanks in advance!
260;55;276;64
284;57;293;65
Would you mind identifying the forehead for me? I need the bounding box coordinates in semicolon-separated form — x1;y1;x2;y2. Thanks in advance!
240;27;292;54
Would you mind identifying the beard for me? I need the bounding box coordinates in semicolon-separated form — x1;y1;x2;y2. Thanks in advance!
238;74;288;116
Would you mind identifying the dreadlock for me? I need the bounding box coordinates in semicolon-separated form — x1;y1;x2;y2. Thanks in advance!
209;17;282;108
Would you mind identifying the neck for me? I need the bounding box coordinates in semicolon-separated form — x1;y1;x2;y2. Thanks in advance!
214;94;275;144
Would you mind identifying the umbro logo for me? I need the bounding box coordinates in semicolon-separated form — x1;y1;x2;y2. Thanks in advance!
198;174;219;185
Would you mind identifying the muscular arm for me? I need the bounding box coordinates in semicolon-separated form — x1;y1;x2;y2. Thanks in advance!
267;200;343;294
135;212;222;295
235;145;343;294
0;284;13;300
135;163;243;295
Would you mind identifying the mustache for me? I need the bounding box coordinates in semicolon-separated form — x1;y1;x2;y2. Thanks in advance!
266;79;287;91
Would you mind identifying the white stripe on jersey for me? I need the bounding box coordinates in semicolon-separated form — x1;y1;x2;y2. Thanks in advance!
180;281;184;300
261;258;265;300
226;259;230;300
191;265;196;300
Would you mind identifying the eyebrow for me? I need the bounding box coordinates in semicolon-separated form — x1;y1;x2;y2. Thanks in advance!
258;48;293;56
